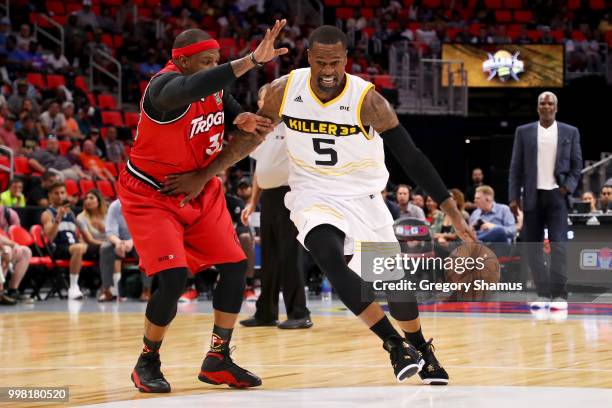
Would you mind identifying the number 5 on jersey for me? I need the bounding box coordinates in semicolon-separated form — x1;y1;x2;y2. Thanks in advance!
313;138;338;166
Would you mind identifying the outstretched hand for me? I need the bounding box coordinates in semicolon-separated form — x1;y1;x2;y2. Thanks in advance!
234;112;274;134
252;19;289;63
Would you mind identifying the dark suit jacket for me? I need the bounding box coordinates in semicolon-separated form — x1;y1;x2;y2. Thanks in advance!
509;121;583;212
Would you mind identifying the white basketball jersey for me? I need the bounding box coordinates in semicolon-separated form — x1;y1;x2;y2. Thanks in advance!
279;68;388;197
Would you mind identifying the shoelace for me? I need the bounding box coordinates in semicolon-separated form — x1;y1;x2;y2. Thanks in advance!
420;339;440;368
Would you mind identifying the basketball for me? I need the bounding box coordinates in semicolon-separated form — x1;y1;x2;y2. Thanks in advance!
444;242;501;301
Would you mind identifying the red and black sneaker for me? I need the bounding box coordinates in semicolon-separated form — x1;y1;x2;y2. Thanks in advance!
131;352;171;393
198;348;262;389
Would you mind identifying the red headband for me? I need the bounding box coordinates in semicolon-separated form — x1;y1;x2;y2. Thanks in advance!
172;39;220;58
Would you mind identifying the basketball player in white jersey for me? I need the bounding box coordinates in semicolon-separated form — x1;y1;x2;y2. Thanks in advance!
162;26;476;384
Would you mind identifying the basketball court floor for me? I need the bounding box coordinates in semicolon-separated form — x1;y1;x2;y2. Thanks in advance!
1;297;611;407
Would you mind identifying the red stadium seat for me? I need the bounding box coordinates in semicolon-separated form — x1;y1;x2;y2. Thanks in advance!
75;75;89;92
65;178;79;197
46;74;66;89
97;93;117;110
51;15;67;26
374;75;395;90
422;0;441;7
66;3;82;13
86;92;97;107
495;10;512;23
8;225;53;267
46;1;65;15
364;0;381;6
14;156;31;175
484;0;502;8
113;35;123;48
96;180;116;199
59;140;72;156
571;30;586;41
79;179;96;197
336;8;353;20
361;27;376;39
104;161;118;178
101;111;125;127
504;0;522;9
551;30;564;42
403;0;415;6
527;30;543;43
124;112;140;128
29;13;53;29
345;0;361;6
361;8;374;20
589;0;605;9
567;0;580;9
324;0;343;6
606;31;612;48
26;73;46;89
514;10;533;23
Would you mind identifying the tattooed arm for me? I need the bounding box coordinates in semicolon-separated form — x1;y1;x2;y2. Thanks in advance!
361;89;476;242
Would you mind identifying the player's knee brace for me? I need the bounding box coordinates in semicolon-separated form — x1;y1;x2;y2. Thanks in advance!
305;224;374;316
145;267;189;326
213;260;247;314
387;300;419;322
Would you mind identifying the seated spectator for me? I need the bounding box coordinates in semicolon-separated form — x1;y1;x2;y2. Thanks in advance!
396;184;425;220
41;182;92;300
7;79;39;116
412;193;425;212
236;177;252;202
432;188;469;241
16;114;41;151
599;185;612;212
382;185;400;220
105;126;127;163
26;170;60;207
25;41;46;71
20;97;41;120
581;191;598;213
76;189;107;259
0;17;10;53
77;106;94;136
0;113;20;152
0;178;25;208
44;46;71;73
469;185;516;243
88;128;107;159
15;24;32;51
80;140;115;181
99;199;151;302
62;102;82;140
40;102;67;138
0;204;33;303
426;195;443;226
28;134;90;180
139;50;162;79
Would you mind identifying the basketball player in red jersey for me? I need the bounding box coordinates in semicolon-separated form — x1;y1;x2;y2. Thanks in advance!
119;20;288;392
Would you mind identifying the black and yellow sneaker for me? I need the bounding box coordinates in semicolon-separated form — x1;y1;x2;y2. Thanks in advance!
417;339;449;385
198;348;262;389
383;335;424;382
131;352;171;393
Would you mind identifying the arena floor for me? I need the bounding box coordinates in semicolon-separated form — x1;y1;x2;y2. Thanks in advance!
1;298;611;407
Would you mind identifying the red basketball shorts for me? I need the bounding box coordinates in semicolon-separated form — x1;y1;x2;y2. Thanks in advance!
117;168;245;276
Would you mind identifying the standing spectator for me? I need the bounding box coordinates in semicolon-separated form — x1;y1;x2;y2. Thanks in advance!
581;191;598;213
76;189;108;258
0;113;20;151
99;199;151;302
0;204;33;302
599;185;612;212
104;126;127;163
41;182;89;300
509;92;583;310
26;170;60;207
28;135;90;180
80;140;115;181
0;178;26;208
464;167;484;211
62;102;82;140
40;102;67;137
76;0;100;30
396;184;425;220
468;185;516;243
15;24;32;51
44;46;71;73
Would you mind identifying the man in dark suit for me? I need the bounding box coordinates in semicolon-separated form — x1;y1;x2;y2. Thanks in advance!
509;92;583;311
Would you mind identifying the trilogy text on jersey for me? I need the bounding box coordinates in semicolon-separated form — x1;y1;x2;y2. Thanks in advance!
282;115;361;137
190;111;224;139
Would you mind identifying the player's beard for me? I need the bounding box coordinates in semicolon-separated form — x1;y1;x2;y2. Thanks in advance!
316;76;340;94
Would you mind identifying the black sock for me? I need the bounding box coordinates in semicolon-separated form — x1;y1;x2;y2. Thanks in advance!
210;325;233;353
370;316;400;342
246;277;254;288
404;327;426;349
142;336;162;355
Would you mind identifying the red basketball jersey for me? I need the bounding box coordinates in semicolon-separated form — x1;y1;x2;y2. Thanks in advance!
129;61;226;181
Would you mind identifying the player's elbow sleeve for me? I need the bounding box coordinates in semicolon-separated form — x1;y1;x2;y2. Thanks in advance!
381;124;450;204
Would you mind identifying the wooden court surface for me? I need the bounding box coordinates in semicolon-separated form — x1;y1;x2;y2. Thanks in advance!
1;311;610;407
